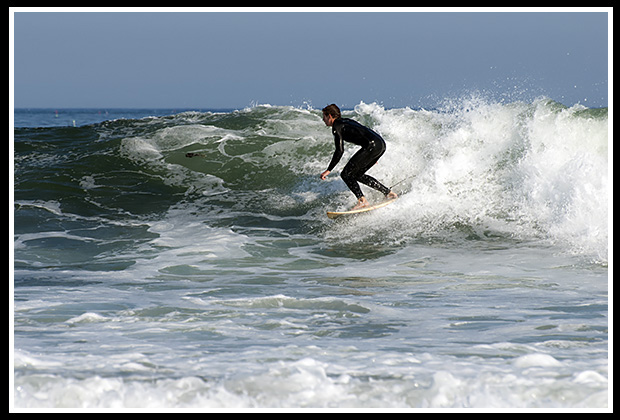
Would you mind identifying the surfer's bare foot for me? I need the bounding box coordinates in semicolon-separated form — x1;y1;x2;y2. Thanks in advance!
351;197;370;210
386;191;398;200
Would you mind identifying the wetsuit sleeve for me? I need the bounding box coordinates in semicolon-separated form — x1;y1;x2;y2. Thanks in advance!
326;125;345;172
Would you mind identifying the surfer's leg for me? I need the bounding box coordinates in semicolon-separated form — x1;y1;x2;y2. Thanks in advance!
357;173;390;196
341;163;365;200
340;147;371;199
342;144;393;202
352;145;391;196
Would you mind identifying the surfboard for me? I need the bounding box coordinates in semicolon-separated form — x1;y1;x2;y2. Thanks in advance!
326;198;398;219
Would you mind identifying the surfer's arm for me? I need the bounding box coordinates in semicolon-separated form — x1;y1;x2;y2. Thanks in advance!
326;128;345;172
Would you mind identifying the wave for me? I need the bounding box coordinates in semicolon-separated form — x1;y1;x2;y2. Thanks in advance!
13;97;609;263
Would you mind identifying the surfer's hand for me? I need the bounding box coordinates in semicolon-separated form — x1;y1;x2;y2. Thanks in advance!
320;170;330;180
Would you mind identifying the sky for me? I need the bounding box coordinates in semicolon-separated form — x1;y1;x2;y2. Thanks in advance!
11;8;611;109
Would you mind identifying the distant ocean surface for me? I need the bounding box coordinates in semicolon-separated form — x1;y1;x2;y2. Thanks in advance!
12;98;609;409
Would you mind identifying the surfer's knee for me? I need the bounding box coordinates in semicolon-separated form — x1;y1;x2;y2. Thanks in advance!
341;164;360;182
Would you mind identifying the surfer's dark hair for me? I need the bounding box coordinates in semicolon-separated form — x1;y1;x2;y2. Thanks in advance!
322;104;341;120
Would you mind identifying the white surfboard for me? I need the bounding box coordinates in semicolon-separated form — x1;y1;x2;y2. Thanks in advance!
326;198;398;220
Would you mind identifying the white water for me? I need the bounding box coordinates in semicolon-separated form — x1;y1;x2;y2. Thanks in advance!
348;99;608;262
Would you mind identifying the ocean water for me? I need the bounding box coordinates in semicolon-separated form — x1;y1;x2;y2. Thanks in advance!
12;98;609;409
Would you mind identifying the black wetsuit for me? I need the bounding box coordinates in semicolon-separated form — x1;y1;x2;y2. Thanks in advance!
327;117;391;199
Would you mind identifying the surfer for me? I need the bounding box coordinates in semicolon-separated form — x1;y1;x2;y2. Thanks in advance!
320;104;397;210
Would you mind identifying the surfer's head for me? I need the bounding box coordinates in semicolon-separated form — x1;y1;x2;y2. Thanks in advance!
322;104;341;126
